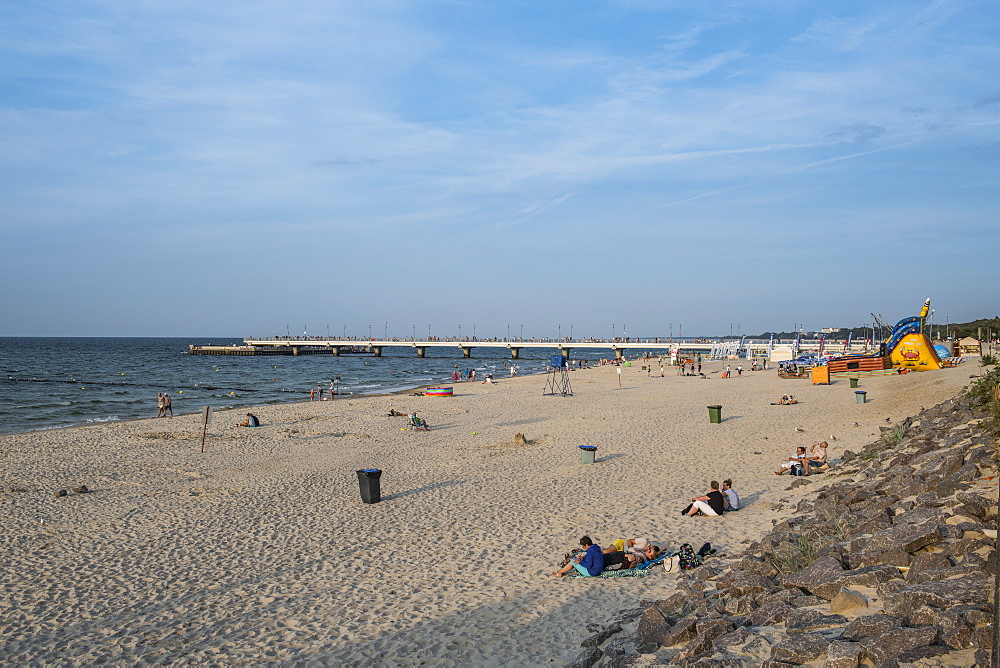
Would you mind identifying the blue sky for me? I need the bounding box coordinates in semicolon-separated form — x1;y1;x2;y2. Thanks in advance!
2;0;998;338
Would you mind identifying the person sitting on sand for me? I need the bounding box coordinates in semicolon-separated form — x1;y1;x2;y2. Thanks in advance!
482;373;496;384
238;413;260;427
805;441;829;474
681;481;726;517
551;536;604;577
775;446;808;475
722;479;740;511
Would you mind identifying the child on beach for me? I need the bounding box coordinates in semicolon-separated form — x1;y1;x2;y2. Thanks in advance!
551;536;603;577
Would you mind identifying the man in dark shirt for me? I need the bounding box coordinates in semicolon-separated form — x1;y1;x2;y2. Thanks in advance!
683;481;726;517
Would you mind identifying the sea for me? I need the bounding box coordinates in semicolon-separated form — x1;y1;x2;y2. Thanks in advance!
0;337;616;436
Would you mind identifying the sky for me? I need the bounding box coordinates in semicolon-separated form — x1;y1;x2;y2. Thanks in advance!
2;0;998;339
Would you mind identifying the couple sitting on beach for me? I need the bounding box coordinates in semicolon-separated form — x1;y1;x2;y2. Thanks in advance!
680;479;739;517
550;537;662;577
775;441;829;475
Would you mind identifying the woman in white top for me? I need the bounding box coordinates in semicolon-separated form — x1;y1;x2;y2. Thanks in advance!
722;479;740;511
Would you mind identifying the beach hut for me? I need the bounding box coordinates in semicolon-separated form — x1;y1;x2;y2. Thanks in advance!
956;337;982;356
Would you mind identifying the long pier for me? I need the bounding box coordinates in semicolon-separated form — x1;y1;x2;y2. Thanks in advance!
190;338;712;360
188;338;874;360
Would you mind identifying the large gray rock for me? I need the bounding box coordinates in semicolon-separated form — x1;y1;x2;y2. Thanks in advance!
892;506;942;526
580;623;620;647
661;617;698;647
824;640;862;668
564;646;602;668
787;613;847;634
782;556;844;591
654;590;696;615
860;627;938;666
811;564;900;601
724;594;756;616
736;555;779;577
861;522;943;554
906;564;980;585
956;491;993;519
711;626;751;652
636;606;672;647
846;547;911;570
727;574;777;597
676;619;733;660
769;633;829;663
842;614;901;641
904;551;951;581
750;601;793;627
882;571;992;619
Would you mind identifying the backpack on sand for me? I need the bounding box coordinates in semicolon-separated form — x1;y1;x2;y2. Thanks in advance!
677;543;703;570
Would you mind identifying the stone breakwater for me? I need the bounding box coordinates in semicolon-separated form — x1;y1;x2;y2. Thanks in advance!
569;392;997;667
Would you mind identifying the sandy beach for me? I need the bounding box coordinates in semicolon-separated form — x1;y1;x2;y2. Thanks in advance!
0;358;981;665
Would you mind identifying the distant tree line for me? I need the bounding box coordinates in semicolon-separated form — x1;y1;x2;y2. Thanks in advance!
748;316;1000;341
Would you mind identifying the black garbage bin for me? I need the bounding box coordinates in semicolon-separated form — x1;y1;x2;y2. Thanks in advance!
357;468;382;504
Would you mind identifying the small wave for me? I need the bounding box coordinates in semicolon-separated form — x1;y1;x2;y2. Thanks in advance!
85;415;121;423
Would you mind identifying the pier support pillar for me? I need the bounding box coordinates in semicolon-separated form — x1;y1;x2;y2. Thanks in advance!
372;346;383;357
461;346;473;358
330;346;341;356
291;346;301;356
510;347;522;359
613;347;624;360
416;347;427;358
559;347;572;361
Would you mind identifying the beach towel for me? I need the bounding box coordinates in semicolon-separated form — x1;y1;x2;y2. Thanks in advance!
636;552;671;570
568;566;653;579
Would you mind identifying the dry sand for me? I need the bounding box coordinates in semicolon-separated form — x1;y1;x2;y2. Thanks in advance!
0;358;981;665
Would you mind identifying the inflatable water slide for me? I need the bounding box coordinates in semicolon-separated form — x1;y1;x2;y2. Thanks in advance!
829;298;943;374
886;299;944;371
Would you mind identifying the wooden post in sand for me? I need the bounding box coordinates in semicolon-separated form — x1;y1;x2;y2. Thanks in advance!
617;367;622;387
200;405;212;453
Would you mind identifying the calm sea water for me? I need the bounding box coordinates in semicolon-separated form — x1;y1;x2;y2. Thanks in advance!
0;337;614;436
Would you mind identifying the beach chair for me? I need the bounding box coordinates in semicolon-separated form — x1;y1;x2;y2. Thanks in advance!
406;415;430;431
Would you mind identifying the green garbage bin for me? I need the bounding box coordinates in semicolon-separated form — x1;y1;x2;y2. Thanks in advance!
855;391;867;404
708;405;723;423
849;377;859;388
579;445;597;464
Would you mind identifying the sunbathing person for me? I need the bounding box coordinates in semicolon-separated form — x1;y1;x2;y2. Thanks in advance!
805;441;829;474
551;536;604;577
603;537;649;555
774;446;808;475
681;481;727;517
